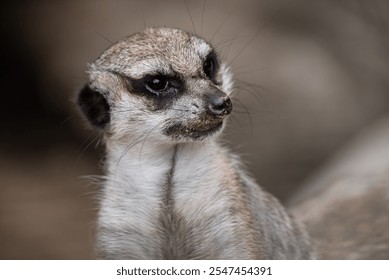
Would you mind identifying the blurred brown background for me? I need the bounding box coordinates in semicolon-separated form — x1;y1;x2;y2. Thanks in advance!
1;0;389;259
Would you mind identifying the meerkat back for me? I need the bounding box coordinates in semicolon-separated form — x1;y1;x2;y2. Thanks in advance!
77;27;315;259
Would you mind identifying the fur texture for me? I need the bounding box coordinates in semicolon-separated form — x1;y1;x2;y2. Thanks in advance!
78;27;315;259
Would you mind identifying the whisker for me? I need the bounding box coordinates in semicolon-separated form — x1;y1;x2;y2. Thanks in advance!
210;8;236;42
231;97;253;138
222;18;257;61
59;115;74;126
201;0;207;33
111;118;168;187
72;133;102;175
94;30;114;44
184;0;197;36
114;104;193;114
141;4;147;29
138;120;168;171
234;68;266;78
229;0;298;65
233;79;274;109
213;34;247;55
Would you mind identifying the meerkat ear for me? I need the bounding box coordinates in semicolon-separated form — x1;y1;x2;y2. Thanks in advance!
77;84;110;129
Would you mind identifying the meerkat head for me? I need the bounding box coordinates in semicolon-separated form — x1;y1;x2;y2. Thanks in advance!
77;27;233;144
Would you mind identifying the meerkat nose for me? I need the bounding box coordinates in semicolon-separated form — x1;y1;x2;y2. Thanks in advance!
206;92;233;117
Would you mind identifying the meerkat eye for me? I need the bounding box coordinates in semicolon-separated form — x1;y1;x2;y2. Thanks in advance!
145;75;169;92
203;51;218;80
203;57;214;78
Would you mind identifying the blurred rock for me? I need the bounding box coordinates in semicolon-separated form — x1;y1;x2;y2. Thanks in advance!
289;116;389;259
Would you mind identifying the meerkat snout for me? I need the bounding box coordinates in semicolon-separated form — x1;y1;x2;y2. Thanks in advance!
205;89;233;117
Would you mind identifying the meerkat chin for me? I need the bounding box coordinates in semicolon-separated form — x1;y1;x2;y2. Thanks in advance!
77;27;315;259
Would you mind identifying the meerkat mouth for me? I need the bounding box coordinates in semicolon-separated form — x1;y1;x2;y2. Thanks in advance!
164;120;223;140
195;121;223;135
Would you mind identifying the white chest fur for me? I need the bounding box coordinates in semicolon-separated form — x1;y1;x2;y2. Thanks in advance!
97;140;259;259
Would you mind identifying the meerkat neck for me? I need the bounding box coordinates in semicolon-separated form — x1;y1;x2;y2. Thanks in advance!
103;139;220;196
105;139;215;171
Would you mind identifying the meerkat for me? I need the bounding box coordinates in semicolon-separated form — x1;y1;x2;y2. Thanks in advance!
77;27;315;259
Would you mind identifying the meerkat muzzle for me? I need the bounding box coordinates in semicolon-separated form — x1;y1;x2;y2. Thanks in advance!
205;89;233;117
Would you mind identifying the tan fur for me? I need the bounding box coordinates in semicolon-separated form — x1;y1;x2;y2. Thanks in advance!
78;27;315;259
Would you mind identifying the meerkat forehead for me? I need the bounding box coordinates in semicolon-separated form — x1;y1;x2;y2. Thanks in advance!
91;28;212;79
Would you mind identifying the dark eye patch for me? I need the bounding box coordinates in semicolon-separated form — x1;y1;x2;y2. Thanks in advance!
125;73;185;110
203;51;219;83
128;74;183;97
